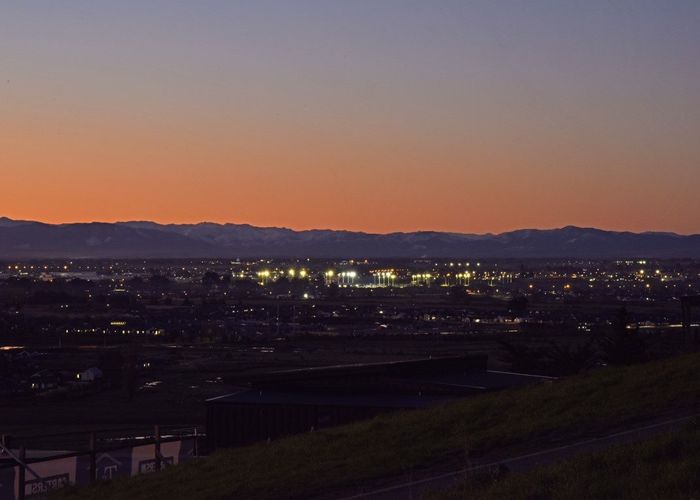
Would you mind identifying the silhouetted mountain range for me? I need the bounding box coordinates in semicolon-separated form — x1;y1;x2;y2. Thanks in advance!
0;217;699;258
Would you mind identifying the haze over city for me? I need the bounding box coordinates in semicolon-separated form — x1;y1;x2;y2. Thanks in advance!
2;1;700;234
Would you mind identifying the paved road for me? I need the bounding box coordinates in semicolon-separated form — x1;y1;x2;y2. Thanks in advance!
338;413;700;500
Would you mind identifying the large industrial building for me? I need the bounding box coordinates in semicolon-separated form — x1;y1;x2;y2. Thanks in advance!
206;355;553;450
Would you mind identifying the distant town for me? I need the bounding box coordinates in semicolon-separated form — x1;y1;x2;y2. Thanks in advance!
2;257;698;397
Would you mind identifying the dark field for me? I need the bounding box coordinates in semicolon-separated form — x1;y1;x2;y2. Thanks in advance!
2;334;554;440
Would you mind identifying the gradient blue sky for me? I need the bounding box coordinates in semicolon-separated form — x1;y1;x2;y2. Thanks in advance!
2;1;699;233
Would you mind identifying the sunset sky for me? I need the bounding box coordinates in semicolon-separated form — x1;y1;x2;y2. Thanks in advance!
2;1;699;234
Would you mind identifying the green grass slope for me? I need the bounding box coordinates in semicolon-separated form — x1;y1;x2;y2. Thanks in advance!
431;421;700;500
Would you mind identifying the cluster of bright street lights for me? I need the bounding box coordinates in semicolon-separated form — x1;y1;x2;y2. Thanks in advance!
253;268;474;287
411;273;433;285
373;271;397;287
287;269;308;278
256;270;271;284
338;271;357;286
455;272;472;286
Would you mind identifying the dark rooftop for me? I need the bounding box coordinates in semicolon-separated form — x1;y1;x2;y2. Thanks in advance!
206;389;450;409
412;370;556;391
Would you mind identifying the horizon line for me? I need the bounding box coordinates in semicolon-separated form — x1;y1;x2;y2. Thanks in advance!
2;216;698;238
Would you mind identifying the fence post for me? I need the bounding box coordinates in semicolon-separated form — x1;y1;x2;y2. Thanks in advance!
18;446;26;500
193;428;199;458
89;432;97;482
0;434;9;453
154;425;161;472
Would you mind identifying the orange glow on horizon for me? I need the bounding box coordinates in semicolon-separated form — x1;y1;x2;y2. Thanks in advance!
3;113;699;236
3;107;698;235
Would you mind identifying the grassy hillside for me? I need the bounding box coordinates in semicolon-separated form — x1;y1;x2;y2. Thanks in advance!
54;353;700;500
431;421;700;500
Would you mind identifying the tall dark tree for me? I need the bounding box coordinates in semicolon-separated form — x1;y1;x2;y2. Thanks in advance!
598;307;648;366
202;271;220;287
543;341;597;376
499;341;543;374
